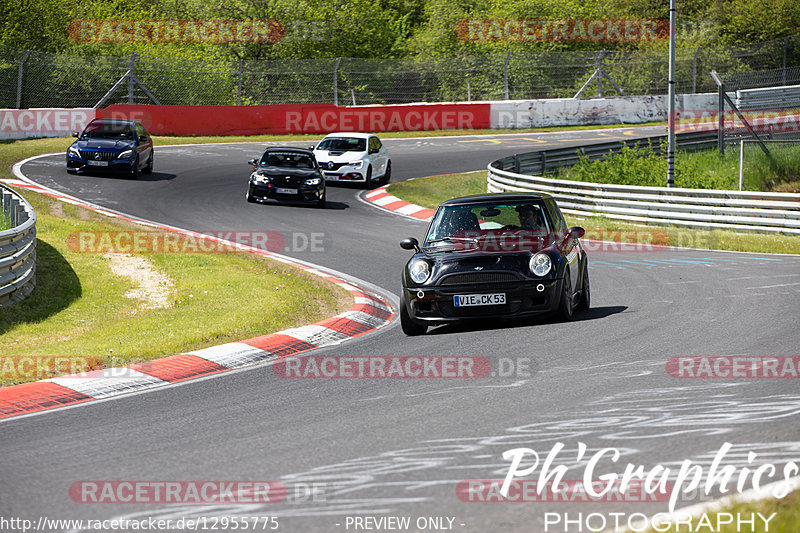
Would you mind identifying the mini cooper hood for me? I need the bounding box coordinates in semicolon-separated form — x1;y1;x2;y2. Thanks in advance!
73;139;135;150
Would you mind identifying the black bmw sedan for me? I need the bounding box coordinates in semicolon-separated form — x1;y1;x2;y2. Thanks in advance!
399;193;589;335
66;118;153;179
247;148;326;208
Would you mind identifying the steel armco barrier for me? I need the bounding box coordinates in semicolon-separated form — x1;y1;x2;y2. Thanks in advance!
0;185;36;307
487;131;800;234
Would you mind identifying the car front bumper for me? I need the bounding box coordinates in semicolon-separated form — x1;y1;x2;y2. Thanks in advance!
249;183;324;204
403;279;562;324
66;155;135;173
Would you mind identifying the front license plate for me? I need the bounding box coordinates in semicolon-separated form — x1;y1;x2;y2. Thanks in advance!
453;293;506;307
323;173;338;180
87;161;108;166
276;188;297;194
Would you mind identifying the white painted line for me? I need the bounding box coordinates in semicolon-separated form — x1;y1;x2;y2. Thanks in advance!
371;195;401;207
396;204;425;216
281;324;352;346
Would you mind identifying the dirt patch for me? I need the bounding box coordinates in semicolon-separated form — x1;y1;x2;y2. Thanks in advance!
104;253;174;309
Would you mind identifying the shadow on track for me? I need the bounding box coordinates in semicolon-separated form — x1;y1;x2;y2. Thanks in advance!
425;305;628;336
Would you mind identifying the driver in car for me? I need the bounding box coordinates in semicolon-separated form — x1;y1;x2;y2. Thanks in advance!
516;204;544;230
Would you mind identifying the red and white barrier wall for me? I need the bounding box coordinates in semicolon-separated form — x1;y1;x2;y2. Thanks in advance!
0;94;728;140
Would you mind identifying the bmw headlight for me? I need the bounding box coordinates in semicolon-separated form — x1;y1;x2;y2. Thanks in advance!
118;149;134;159
251;173;269;184
305;177;322;186
68;146;81;158
529;253;552;277
349;160;364;170
408;259;431;284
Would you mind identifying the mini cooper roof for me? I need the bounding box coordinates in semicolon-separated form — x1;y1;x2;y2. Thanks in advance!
439;193;555;207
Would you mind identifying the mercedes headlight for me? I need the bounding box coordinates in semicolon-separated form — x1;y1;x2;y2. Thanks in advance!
529;253;552;277
305;177;322;186
349;160;364;170
118;149;134;159
68;146;81;158
408;259;431;284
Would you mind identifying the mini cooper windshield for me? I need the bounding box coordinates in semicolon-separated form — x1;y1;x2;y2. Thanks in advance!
425;201;552;252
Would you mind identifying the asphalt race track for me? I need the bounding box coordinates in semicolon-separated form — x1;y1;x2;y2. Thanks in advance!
2;127;800;533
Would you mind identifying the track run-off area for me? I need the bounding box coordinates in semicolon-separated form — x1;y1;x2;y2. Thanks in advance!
2;126;800;533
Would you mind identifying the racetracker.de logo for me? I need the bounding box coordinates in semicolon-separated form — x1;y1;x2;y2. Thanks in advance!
66;231;326;254
69;481;286;504
456;479;670;503
456;19;669;42
68;20;284;44
273;356;492;378
667;356;800;378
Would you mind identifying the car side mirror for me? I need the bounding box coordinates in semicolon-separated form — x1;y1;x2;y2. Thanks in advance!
72;132;79;138
400;238;420;252
248;159;257;166
567;227;585;240
139;136;149;143
308;145;316;150
369;148;379;154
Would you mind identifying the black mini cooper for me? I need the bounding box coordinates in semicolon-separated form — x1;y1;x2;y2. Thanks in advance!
399;193;589;335
247;147;326;208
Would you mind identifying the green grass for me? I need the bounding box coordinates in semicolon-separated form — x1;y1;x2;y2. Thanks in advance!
636;488;800;533
555;142;800;192
0;140;353;387
387;171;800;254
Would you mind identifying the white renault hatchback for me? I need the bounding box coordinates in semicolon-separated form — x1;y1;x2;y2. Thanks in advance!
313;132;391;187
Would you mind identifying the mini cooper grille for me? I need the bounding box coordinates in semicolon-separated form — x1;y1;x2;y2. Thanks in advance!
439;272;521;285
80;151;117;161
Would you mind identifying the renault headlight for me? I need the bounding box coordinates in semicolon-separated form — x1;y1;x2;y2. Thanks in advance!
408;259;431;284
349;160;364;169
529;253;552;277
118;149;134;159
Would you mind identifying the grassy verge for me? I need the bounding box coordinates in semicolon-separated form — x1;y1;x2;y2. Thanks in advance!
0;142;353;387
387;171;800;254
554;142;800;192
636;489;800;533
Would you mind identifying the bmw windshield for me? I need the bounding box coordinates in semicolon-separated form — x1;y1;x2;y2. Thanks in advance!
259;152;316;169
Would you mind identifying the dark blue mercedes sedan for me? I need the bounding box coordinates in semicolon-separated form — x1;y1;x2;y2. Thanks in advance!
66;118;154;179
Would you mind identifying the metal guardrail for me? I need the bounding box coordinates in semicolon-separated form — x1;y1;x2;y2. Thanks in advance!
487;131;800;234
735;84;800;110
0;185;36;307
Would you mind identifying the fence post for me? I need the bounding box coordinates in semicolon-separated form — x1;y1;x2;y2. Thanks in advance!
503;51;511;100
597;49;606;98
783;36;789;86
128;53;137;104
237;59;243;105
333;57;341;106
16;50;30;109
717;80;725;155
692;46;702;93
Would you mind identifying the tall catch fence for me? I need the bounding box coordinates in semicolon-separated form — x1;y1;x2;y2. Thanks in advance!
1;35;799;108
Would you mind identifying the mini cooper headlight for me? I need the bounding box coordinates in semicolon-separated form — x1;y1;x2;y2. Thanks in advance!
68;146;81;158
408;259;431;284
529;253;552;277
305;177;322;186
118;149;134;159
349;160;364;170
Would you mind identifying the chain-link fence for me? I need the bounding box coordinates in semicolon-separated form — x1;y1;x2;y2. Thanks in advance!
2;35;799;108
